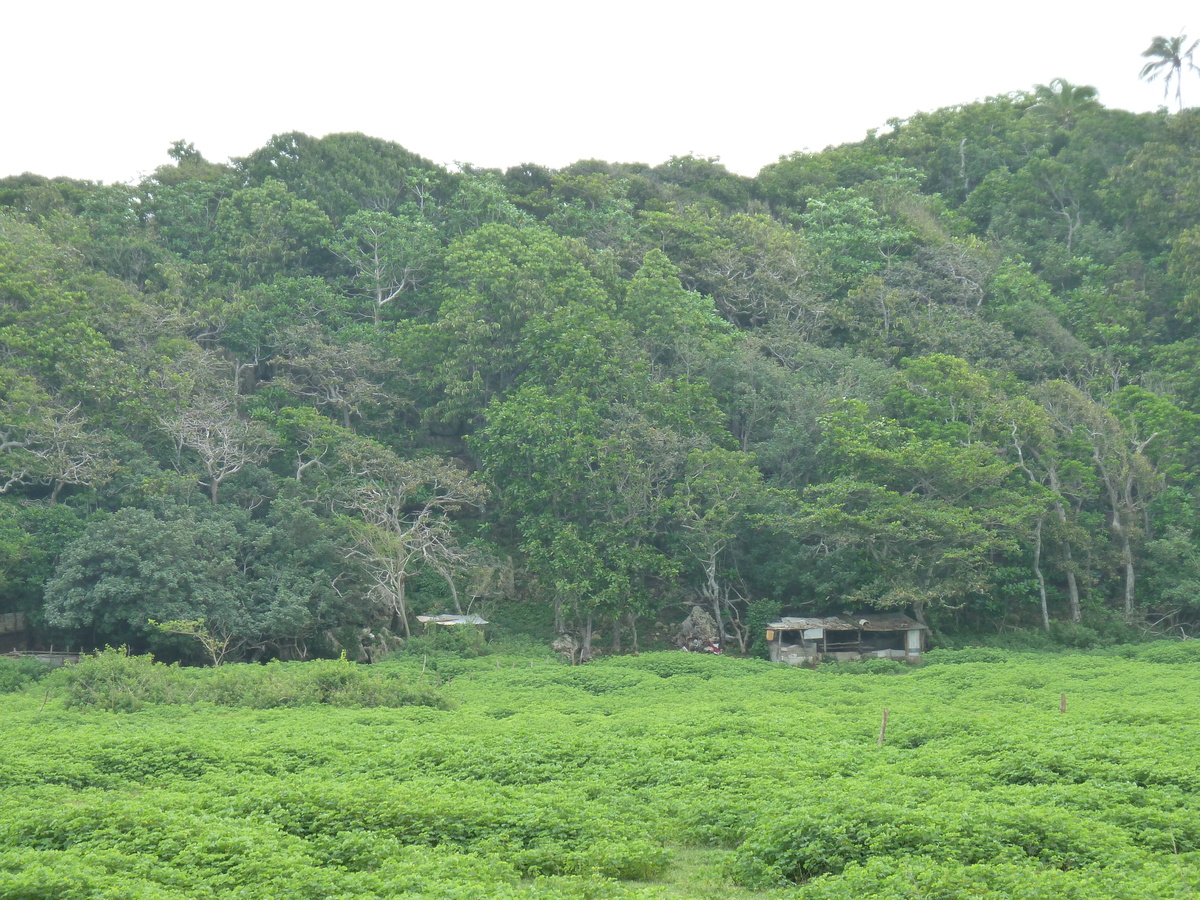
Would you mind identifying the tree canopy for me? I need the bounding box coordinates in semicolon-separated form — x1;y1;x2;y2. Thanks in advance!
6;66;1200;659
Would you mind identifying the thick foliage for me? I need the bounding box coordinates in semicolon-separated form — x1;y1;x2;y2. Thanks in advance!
2;651;1199;897
55;648;448;711
6;98;1200;663
0;656;49;693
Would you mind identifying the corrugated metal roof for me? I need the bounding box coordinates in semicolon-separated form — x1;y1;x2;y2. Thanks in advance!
853;614;927;631
768;614;927;632
770;616;854;630
416;614;489;626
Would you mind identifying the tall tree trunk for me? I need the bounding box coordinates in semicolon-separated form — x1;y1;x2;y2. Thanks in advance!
1046;468;1082;622
1033;515;1050;632
580;614;594;662
447;575;463;614
703;552;727;643
395;575;411;639
1121;529;1136;616
1094;453;1137;616
1062;541;1082;623
911;597;927;627
373;247;384;326
1120;468;1146;616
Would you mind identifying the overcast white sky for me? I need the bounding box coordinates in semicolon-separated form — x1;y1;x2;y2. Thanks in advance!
3;1;1196;184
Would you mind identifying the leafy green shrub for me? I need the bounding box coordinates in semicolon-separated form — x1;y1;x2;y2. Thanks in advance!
923;647;1016;664
1049;620;1103;649
54;651;447;711
454;663;655;697
402;624;491;658
198;658;448;709
373;648;526;684
728;799;1131;887
221;776;669;880
674;799;759;848
727;804;937;886
56;646;185;711
788;855;1180;900
0;656;51;693
598;651;765;679
746;597;782;659
478;633;553;659
822;658;910;675
1116;640;1200;664
990;628;1059;651
1076;606;1134;646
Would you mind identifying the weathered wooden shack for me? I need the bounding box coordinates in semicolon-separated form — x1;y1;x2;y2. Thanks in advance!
766;614;927;664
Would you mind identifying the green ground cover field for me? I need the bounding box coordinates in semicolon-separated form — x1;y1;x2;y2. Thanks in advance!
2;646;1200;899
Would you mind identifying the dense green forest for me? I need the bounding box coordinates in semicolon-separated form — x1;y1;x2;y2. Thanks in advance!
4;83;1200;661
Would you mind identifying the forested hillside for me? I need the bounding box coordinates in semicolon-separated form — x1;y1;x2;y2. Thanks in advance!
3;89;1200;661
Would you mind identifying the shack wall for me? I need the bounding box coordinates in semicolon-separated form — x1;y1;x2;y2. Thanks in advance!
767;616;926;665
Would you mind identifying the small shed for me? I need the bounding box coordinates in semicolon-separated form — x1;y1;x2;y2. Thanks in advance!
415;614;489;627
766;614;927;664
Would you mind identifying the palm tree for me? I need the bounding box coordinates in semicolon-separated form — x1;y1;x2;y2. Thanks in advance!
1029;78;1101;129
1140;34;1200;111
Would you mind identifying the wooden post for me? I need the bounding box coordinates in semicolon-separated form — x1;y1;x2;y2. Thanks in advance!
878;707;889;746
1060;693;1066;714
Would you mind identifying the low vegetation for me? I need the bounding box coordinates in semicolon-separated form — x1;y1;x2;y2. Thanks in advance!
1;648;1198;897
